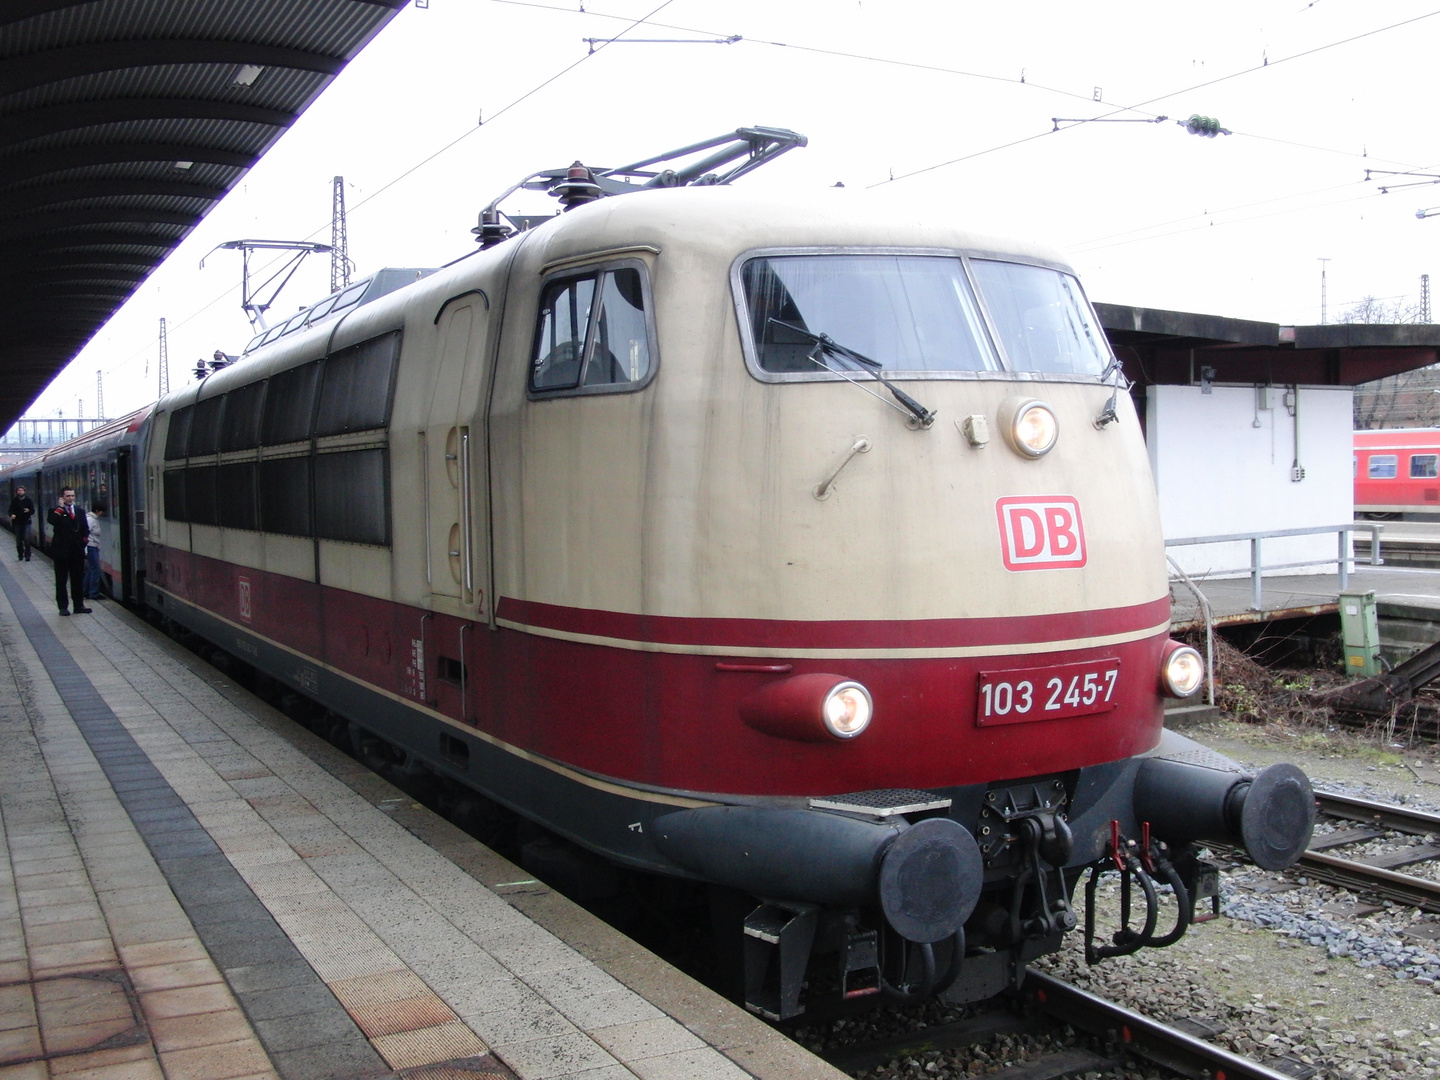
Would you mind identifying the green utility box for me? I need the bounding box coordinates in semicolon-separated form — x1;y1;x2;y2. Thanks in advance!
1339;590;1382;678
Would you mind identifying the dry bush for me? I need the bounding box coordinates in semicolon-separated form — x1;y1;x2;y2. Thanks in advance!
1179;631;1340;727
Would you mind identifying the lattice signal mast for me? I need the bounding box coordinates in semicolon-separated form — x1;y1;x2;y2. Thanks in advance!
331;175;351;293
158;317;170;397
96;371;103;421
1423;274;1431;324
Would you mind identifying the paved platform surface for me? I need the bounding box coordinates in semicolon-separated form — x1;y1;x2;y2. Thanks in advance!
0;556;841;1080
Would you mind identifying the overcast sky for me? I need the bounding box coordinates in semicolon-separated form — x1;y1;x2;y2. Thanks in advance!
30;0;1440;421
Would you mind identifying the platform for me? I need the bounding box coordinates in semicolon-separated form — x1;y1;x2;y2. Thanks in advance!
1169;563;1440;630
0;557;841;1080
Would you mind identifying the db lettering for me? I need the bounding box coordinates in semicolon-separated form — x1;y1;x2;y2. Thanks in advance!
996;496;1087;571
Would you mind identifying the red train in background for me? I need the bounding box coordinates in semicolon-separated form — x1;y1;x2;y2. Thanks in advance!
1354;428;1440;518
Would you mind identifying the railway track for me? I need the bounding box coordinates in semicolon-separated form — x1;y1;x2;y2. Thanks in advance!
817;969;1302;1080
1295;790;1440;913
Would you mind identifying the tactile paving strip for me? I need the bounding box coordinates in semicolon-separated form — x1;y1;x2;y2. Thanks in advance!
0;561;386;1080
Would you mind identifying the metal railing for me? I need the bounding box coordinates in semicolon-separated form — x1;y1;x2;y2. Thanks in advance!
1165;523;1384;612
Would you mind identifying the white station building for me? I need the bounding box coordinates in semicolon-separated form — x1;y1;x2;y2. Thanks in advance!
1095;306;1440;585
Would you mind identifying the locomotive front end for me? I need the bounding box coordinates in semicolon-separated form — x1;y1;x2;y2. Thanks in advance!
625;194;1313;1017
495;189;1315;1021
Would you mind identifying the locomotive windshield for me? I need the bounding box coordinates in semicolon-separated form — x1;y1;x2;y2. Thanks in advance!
739;254;1108;378
968;259;1109;376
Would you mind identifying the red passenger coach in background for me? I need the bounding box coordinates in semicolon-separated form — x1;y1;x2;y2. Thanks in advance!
1355;428;1440;519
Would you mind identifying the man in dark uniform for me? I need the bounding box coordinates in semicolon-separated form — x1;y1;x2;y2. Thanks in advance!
48;488;90;616
8;485;34;560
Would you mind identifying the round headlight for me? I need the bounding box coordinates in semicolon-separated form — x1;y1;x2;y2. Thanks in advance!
1012;401;1058;457
1160;645;1205;698
822;682;873;739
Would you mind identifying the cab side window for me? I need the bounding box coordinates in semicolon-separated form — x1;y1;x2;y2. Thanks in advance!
531;264;653;395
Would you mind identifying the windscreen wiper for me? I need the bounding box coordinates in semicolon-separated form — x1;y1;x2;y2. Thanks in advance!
768;319;936;428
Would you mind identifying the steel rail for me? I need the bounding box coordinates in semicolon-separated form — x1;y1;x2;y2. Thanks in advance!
1294;849;1440;913
1314;790;1440;835
1291;790;1440;912
1023;969;1300;1080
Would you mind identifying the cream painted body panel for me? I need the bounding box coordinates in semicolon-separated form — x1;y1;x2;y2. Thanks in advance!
145;186;1165;637
487;188;1165;634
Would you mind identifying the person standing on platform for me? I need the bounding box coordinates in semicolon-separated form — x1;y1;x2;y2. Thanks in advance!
8;485;34;561
84;502;105;600
48;488;90;616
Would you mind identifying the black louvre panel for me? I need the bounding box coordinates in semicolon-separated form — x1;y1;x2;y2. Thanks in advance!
314;448;388;546
258;456;312;537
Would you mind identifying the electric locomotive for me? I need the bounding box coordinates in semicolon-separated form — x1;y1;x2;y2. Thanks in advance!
18;131;1318;1020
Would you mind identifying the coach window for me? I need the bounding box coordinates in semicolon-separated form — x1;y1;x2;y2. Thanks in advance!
1368;455;1398;479
531;264;654;395
218;381;266;452
1411;454;1439;479
163;407;193;460
316;331;400;435
261;361;322;445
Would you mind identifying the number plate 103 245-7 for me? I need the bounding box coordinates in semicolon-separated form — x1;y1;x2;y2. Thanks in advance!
975;659;1121;727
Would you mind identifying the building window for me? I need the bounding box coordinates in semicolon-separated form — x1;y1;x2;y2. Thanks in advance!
1368;455;1398;479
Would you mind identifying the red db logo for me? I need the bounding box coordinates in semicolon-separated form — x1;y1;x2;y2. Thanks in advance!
996;496;1087;571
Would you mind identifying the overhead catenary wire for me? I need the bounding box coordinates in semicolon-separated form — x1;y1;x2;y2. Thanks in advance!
488;1;1438;182
63;3;1440;412
871;6;1440;188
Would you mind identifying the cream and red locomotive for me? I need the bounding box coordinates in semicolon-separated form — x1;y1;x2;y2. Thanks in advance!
8;134;1316;1019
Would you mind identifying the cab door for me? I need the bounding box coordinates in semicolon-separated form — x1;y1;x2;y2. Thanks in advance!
423;298;490;721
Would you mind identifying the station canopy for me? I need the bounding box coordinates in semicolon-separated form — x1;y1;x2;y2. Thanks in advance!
0;0;406;432
1097;303;1440;389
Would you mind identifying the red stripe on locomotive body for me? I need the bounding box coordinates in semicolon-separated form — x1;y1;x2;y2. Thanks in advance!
152;545;1169;797
495;595;1172;651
